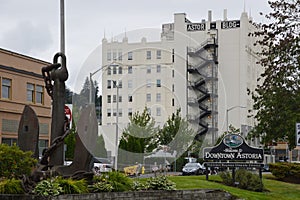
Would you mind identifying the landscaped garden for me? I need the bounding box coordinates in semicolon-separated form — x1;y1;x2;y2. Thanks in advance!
1;143;300;200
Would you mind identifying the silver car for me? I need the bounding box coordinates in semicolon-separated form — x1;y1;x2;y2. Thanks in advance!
182;162;205;175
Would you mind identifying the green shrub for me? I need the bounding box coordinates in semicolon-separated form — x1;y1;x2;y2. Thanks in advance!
89;181;114;193
54;177;88;194
0;144;37;179
219;169;263;192
146;175;176;190
219;171;233;186
235;169;263;192
106;171;133;192
93;172;133;192
131;180;147;191
0;178;25;194
269;162;300;182
33;179;63;196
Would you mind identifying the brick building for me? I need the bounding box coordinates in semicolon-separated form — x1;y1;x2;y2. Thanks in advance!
0;48;51;156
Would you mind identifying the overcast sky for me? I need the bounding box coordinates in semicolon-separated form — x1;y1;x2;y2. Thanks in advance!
0;0;271;92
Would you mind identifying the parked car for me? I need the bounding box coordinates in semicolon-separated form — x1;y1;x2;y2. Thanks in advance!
93;157;113;174
182;162;205;175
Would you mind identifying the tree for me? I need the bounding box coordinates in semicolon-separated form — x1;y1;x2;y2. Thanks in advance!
118;107;158;166
65;87;73;104
157;109;195;156
119;107;158;153
249;0;300;149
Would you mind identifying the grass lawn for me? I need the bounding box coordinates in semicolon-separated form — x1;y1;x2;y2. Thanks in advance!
165;174;300;200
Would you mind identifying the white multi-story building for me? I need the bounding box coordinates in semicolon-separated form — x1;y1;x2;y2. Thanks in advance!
100;10;262;157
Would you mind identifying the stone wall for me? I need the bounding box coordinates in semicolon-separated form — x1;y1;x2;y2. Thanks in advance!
0;189;234;200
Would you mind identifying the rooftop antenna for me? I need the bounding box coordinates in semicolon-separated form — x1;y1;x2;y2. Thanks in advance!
243;0;246;13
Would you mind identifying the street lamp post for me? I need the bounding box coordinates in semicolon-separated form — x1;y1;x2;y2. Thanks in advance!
226;105;246;132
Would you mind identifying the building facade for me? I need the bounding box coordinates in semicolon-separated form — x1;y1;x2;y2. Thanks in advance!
0;48;52;155
100;11;262;156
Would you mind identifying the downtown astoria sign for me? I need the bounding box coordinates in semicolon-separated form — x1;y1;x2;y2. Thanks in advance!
203;134;264;162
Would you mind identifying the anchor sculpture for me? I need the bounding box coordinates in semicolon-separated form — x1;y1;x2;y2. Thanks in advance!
18;52;97;192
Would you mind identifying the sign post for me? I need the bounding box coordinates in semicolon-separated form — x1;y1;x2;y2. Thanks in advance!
203;134;264;181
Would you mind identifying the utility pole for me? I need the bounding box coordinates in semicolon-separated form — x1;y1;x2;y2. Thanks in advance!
60;0;65;54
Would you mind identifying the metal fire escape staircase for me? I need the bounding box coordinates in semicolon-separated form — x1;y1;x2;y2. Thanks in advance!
187;38;218;141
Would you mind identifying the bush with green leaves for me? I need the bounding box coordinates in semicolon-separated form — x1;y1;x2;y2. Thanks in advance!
219;169;263;192
146;175;176;191
219;171;233;186
0;178;24;194
89;181;114;193
93;171;133;192
33;179;63;196
33;177;89;196
269;162;300;183
54;177;88;194
131;180;147;191
235;169;263;192
0;144;37;179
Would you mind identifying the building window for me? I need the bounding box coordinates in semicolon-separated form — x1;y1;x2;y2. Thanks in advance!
172;49;175;63
113;81;117;88
1;138;17;146
146;93;151;102
36;85;44;104
147;108;151;115
107;95;111;103
128;108;132;117
107;109;111;117
156;107;161;116
146;51;151;59
156;93;161;102
113;109;117;116
157;65;161;73
38;140;49;157
113;66;117;74
172;98;175;106
156;79;161;87
156;50;161;59
118;109;122;117
107;52;111;61
118;51;122;61
172;69;174;77
107;80;111;89
172;84;174;92
128;95;133;102
107;66;111;75
118;66;122;74
113;95;117;103
128;66;133;74
118;80;122;88
146;79;151;88
113;51;117;61
128;80;133;88
146;65;151;74
27;83;34;102
2;78;11;99
118;95;122;103
128;51;133;60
